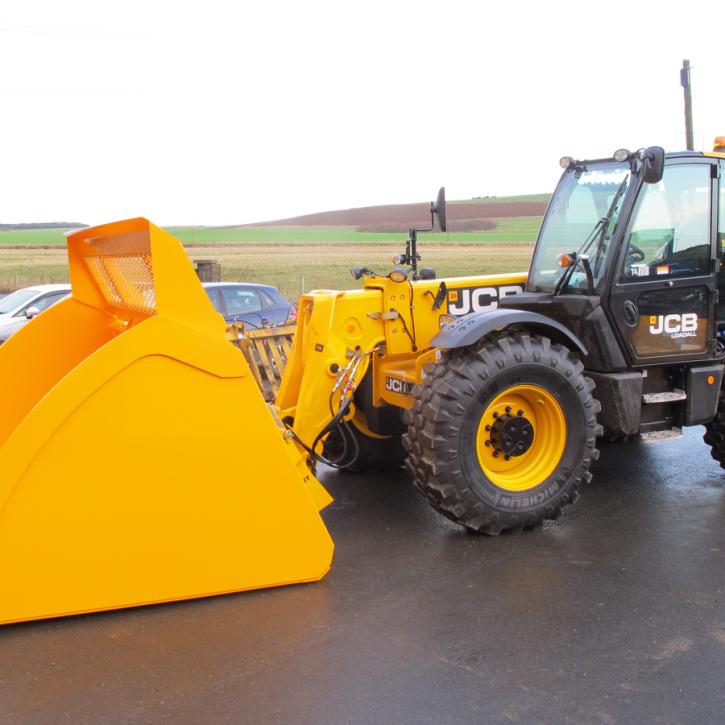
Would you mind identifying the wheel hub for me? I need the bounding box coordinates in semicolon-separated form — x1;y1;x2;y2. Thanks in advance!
476;385;566;492
489;412;534;457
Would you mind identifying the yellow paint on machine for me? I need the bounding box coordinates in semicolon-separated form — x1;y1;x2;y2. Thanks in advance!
0;218;333;626
276;271;528;447
476;385;566;492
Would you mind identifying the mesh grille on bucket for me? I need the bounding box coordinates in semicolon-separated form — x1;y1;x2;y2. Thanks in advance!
86;254;156;315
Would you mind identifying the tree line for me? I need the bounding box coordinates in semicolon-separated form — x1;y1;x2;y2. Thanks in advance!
0;222;85;231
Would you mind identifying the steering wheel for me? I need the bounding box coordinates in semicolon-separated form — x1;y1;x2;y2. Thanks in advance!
626;244;645;263
627;244;645;264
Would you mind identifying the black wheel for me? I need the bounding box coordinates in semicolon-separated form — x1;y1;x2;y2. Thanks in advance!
403;333;602;534
323;420;405;473
704;393;725;468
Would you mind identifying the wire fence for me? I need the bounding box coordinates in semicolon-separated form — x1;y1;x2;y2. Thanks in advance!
0;271;70;293
0;270;309;300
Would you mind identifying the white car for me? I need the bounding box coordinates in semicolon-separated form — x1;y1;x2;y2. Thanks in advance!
0;284;72;331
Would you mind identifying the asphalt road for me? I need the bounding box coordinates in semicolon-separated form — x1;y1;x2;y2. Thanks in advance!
3;427;725;724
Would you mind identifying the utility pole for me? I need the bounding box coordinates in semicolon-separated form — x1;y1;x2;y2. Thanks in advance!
680;59;694;151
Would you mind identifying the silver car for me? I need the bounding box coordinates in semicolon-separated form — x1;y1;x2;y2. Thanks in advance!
0;284;72;331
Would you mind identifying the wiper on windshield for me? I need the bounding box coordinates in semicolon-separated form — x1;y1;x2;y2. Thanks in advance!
591;174;629;276
553;174;629;296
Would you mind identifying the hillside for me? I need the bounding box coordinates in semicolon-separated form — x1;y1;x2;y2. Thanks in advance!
246;195;549;232
0;194;548;253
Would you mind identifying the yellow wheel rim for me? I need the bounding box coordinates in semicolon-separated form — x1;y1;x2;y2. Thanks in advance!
475;384;566;492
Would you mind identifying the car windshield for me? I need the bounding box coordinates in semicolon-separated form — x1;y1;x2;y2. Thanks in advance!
0;288;39;314
529;162;630;292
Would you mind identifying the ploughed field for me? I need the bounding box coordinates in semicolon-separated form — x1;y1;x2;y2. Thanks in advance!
0;196;545;298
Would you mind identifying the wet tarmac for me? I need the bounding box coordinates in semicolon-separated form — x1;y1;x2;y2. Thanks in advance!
2;427;725;724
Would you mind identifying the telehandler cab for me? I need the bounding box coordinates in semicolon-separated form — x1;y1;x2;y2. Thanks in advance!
2;142;724;624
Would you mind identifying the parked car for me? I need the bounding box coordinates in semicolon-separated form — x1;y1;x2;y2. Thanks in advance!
0;284;72;331
203;283;296;328
0;286;71;344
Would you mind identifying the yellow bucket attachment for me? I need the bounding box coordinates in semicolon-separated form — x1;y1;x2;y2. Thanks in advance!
0;218;333;626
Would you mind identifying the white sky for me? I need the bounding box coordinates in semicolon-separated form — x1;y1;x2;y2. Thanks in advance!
1;0;723;225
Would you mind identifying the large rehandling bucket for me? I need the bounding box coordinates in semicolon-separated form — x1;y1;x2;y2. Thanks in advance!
0;218;333;625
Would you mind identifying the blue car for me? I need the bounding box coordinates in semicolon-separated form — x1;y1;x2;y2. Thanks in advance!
203;283;296;329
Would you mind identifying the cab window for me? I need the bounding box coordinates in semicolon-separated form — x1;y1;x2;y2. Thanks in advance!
620;164;711;282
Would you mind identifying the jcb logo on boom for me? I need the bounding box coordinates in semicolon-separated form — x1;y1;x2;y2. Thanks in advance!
385;377;412;395
649;313;698;339
448;285;524;316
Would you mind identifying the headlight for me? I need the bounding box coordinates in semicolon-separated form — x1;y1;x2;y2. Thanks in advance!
559;156;575;170
388;268;408;283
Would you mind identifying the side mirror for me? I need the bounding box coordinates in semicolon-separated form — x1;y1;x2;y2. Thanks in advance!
25;306;41;319
641;146;665;184
351;266;373;280
431;187;446;232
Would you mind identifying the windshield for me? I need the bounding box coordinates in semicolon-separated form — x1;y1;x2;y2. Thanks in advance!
0;288;39;314
530;162;630;292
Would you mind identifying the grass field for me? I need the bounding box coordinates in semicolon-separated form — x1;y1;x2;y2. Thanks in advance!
0;242;534;298
0;213;541;295
168;225;539;245
0;218;541;247
458;193;550;204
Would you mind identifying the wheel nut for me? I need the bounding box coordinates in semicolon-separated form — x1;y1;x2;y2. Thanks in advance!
485;440;491;447
517;410;524;416
492;451;499;458
493;412;499;418
504;454;511;461
505;406;512;413
485;425;491;432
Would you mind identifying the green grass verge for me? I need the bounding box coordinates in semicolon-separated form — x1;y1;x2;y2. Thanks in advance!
0;229;73;245
0;223;539;247
459;193;550;204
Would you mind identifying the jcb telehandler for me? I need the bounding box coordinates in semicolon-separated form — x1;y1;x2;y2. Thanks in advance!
1;142;724;624
279;143;725;536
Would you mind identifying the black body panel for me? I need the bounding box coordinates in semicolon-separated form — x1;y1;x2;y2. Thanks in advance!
431;307;588;355
586;372;642;436
498;292;627;371
685;364;724;425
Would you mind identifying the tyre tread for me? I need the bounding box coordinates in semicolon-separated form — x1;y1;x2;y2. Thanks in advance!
403;333;601;534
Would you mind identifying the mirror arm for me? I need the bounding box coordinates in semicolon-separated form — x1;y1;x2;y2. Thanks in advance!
580;255;595;294
408;229;419;278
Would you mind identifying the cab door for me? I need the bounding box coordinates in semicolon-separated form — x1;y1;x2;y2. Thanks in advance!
609;159;718;365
